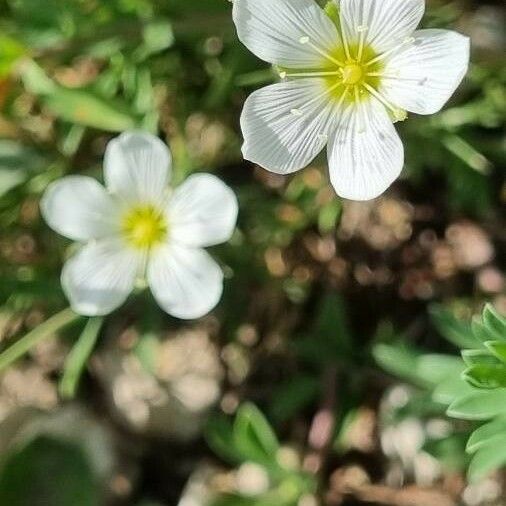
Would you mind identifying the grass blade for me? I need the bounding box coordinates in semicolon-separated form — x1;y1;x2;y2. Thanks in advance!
0;308;79;372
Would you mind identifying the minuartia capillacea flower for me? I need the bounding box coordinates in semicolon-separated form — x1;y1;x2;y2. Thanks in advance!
41;132;238;319
233;0;470;200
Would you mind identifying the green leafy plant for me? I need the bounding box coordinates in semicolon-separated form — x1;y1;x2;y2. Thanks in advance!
374;304;506;481
206;403;316;506
446;305;506;480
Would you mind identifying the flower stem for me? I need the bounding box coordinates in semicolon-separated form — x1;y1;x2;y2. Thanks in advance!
59;316;104;399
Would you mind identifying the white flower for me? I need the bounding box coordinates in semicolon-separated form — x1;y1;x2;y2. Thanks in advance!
41;132;238;319
233;0;470;200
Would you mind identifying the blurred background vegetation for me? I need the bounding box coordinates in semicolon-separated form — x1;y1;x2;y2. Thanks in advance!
0;0;505;505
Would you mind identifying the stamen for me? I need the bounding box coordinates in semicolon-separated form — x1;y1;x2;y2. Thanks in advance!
289;80;344;118
362;83;406;121
299;36;346;67
357;25;369;61
338;22;352;60
335;85;351;110
280;70;343;79
365;37;415;67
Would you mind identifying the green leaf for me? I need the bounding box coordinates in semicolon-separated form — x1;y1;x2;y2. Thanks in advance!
43;87;138;132
270;375;319;423
233;404;279;465
205;415;243;465
482;304;506;341
373;343;426;387
0;436;98;506
468;437;506;482
0;309;80;373
417;354;465;384
324;1;340;28
19;59;56;95
314;293;352;355
462;349;499;367
20;60;138;131
429;304;478;348
134;333;159;374
462;364;506;390
0;35;26;78
432;374;476;405
472;318;496;344
317;200;342;233
59;317;104;399
0;140;45;197
485;341;506;363
466;418;506;453
424;434;469;472
447;389;506;420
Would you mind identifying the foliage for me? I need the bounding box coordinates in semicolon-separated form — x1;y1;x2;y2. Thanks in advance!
374;304;506;481
206;403;316;506
0;0;504;503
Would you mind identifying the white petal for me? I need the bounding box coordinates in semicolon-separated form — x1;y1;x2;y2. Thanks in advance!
233;0;340;69
380;29;470;115
340;0;424;53
41;176;120;241
147;245;223;320
168;174;238;248
241;78;338;174
62;238;140;316
104;131;171;204
327;98;404;200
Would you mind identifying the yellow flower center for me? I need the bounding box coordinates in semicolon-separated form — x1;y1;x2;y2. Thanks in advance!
341;62;364;85
122;205;167;250
279;29;410;122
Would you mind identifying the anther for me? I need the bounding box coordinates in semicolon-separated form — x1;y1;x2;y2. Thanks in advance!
298;35;346;67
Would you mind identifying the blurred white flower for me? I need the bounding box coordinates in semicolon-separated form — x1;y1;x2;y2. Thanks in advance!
233;0;470;200
41;132;238;318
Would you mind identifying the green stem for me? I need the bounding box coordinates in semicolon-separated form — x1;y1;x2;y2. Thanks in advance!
59;316;104;399
0;308;80;372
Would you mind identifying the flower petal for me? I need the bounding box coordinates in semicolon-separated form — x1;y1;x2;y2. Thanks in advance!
168;174;238;248
41;176;120;241
62;238;140;316
241;78;338;174
104;131;171;204
147;245;223;320
380;29;470;115
327;97;404;200
340;0;424;53
233;0;340;69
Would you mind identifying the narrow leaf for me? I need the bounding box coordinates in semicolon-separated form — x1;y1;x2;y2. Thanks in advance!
468;437;506;482
233;403;279;464
429;304;478;348
462;364;506;390
462;349;499;367
466;418;506;453
0;308;79;372
447;389;506;420
472;318;495;344
486;341;506;364
482;304;506;341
